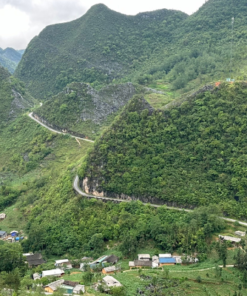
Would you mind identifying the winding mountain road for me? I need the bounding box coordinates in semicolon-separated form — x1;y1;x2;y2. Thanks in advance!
28;112;94;143
28;112;247;227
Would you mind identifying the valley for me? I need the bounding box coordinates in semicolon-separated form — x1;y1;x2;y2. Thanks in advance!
2;0;247;295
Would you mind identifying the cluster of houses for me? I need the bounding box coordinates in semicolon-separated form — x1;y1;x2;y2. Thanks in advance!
25;254;122;294
44;280;85;294
0;230;22;242
129;253;199;269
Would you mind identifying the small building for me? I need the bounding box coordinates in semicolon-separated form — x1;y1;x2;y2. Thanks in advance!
55;259;72;269
138;254;151;261
104;255;119;264
44;279;64;293
25;253;45;267
10;230;18;237
129;261;135;269
235;231;246;237
33;273;41;281
42;269;64;278
159;257;176;266
0;231;7;239
102;276;122;288
73;285;85;294
152;256;159;268
219;235;241;243
133;260;152;268
102;266;120;274
0;213;6;220
61;281;79;294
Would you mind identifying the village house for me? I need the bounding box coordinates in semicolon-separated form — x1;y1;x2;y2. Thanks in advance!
152;255;159;268
0;230;7;239
138;254;151;261
60;280;79;294
159;257;176;266
102;276;122;288
44;279;64;293
133;260;152;268
102;265;120;274
0;213;6;220
25;253;45;267
235;231;246;237
42;269;64;277
173;256;182;264
55;259;72;269
159;254;176;266
182;256;199;265
89;254;119;270
33;273;41;281
73;284;85;294
219;235;241;244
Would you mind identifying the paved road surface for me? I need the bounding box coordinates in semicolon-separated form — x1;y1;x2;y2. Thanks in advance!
73;176;247;227
28;112;94;143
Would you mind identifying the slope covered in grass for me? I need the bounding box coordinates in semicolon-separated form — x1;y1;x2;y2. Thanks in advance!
80;82;247;219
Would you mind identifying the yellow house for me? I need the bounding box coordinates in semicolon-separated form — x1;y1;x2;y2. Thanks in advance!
44;279;64;293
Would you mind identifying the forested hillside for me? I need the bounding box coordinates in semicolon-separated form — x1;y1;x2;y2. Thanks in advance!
0;47;24;73
0;66;35;126
15;4;187;99
34;82;136;139
80;82;247;219
15;0;247;101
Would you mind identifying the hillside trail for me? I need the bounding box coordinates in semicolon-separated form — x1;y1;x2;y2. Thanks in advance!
28;112;247;227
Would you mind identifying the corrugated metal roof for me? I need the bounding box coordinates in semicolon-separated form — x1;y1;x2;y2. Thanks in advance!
159;258;176;264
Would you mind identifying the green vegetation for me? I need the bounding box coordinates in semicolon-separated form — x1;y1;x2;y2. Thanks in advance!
34;82;136;139
15;4;187;99
0;66;35;127
81;83;247;219
15;0;247;101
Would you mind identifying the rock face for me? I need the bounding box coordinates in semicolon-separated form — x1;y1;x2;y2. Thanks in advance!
8;90;32;121
83;82;136;123
34;82;136;138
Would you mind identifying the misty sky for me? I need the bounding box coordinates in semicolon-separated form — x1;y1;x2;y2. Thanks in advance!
0;0;206;49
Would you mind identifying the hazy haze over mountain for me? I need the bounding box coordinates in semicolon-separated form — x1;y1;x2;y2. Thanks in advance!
0;0;206;49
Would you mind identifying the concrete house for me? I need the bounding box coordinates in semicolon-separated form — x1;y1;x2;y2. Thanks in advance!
42;269;64;277
55;259;72;269
0;231;7;239
152;256;159;268
0;213;6;220
138;254;151;261
73;285;85;294
102;266;120;274
102;276;122;288
60;281;79;294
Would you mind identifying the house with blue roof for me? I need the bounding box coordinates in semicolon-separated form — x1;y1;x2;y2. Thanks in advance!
159;257;176;266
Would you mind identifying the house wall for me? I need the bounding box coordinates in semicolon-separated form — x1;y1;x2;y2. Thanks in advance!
160;263;175;267
44;287;54;293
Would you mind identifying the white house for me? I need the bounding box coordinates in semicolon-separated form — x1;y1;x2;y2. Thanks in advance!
42;269;64;277
55;259;72;269
138;254;151;261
